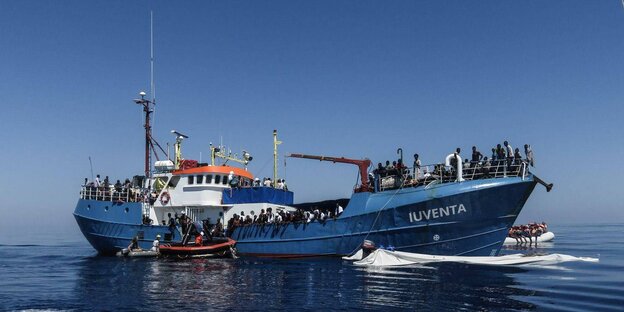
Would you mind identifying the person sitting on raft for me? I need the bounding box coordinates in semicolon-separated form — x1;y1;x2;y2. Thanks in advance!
128;236;141;251
151;235;160;252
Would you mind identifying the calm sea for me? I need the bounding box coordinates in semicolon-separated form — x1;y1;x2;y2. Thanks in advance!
0;224;622;311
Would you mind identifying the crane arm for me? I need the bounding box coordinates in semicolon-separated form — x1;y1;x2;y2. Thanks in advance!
287;153;372;192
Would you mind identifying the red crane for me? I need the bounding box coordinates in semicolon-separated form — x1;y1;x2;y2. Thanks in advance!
287;154;372;193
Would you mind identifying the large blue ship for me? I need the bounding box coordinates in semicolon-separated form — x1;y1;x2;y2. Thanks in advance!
74;93;551;257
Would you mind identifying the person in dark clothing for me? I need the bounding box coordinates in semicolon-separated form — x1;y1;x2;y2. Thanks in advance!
396;159;407;174
179;213;188;236
385;160;393;171
496;144;505;161
375;162;386;178
127;236;140;251
471;146;483;165
114;180;122;192
167;213;176;240
214;219;224;237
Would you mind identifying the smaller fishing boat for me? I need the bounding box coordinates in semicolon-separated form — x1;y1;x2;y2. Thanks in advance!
159;237;237;259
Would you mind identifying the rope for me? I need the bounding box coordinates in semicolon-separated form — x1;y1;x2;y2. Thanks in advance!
345;176;407;256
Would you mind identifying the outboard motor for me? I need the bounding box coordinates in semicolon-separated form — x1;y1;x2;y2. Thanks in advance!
362;240;376;258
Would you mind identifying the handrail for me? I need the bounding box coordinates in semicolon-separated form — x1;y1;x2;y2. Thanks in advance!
376;158;529;192
79;185;144;203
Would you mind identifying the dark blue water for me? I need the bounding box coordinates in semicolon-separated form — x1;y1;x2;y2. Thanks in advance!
1;224;622;311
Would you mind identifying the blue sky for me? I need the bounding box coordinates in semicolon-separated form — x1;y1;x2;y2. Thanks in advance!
1;1;623;242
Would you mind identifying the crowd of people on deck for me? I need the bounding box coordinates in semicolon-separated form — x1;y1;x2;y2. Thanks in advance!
83;174;141;202
249;177;288;190
507;222;548;244
371;141;535;190
225;203;345;236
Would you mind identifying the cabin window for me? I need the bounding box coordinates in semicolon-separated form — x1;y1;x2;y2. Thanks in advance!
196;175;203;184
215;175;221;184
206;175;213;184
188;176;194;185
222;175;229;185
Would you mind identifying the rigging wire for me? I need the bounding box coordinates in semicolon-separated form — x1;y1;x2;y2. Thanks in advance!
344;177;407;256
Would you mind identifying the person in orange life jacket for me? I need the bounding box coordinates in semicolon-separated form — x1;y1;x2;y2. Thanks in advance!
195;232;204;245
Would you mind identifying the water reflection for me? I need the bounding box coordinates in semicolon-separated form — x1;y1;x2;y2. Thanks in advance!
353;263;536;310
72;255;540;311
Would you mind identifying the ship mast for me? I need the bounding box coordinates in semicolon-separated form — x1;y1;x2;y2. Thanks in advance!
273;130;282;187
134;92;154;181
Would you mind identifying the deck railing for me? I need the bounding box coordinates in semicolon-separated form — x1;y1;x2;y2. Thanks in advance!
79;186;144;202
377;159;529;192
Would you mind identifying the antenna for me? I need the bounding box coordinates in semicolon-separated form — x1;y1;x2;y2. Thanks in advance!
150;11;155;102
88;156;94;182
149;11;157;132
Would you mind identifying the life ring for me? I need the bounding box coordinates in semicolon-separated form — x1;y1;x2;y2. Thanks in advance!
160;192;171;205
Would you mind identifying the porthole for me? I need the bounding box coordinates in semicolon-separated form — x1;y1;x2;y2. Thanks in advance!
87;205;91;210
104;206;109;212
124;207;129;213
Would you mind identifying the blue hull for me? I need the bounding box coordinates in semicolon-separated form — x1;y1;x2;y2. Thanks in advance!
73;200;176;255
231;177;536;257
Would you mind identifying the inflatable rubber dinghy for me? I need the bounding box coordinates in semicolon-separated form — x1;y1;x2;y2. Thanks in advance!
352;249;598;267
504;231;555;245
116;249;159;257
159;237;236;259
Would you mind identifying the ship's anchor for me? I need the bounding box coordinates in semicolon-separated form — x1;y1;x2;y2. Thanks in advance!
533;175;553;192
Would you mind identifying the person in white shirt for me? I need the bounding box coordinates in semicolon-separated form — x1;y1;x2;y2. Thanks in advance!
335;203;344;216
504;141;514;170
263;178;272;187
151;235;160;252
94;174;101;188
